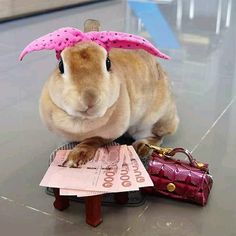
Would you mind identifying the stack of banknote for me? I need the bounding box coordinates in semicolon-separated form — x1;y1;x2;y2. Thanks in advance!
40;145;153;197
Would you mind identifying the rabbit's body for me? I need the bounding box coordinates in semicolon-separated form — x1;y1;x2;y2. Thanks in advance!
40;42;179;166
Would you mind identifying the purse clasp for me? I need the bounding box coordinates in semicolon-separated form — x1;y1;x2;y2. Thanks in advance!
145;144;172;156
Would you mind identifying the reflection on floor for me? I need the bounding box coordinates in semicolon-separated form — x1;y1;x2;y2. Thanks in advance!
0;0;235;235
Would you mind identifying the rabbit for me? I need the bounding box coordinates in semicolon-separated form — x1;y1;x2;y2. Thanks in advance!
20;20;179;167
39;41;179;167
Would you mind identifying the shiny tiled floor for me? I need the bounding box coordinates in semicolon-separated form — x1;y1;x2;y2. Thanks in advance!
0;0;236;235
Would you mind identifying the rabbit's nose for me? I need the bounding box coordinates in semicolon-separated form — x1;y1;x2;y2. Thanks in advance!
82;89;99;108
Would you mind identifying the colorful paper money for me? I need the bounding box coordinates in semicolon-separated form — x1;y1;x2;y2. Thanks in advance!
40;145;153;197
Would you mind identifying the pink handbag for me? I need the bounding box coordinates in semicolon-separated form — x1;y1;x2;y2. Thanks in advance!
143;145;213;206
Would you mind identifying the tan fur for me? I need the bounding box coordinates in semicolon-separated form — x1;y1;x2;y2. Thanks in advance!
39;42;179;166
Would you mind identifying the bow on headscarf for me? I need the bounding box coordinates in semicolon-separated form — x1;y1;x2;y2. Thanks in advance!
19;27;170;61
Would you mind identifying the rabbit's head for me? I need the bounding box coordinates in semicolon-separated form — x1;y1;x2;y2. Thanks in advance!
48;41;120;119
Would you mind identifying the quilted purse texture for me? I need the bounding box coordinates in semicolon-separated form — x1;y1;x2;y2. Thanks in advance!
143;146;213;206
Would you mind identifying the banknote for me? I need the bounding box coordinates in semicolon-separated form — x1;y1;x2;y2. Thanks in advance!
126;146;154;188
59;145;140;196
115;147;139;192
40;145;125;192
40;145;153;197
60;188;104;197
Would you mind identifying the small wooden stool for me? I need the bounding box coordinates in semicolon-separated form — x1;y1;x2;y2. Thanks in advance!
53;188;129;227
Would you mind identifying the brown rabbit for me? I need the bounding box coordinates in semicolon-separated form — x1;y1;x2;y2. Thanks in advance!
39;21;179;167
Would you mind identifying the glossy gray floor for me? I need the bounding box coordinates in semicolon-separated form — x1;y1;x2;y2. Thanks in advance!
0;0;236;235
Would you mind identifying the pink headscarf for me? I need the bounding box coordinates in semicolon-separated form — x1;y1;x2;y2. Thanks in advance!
19;27;170;61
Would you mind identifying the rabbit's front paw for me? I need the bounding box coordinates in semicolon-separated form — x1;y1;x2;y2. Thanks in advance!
133;137;163;158
63;144;97;167
132;141;151;158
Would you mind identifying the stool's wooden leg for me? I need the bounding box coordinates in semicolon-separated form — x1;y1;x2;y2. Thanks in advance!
53;188;70;211
114;192;129;204
85;195;103;227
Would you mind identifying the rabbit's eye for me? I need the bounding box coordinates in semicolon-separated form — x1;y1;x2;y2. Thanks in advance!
58;59;64;74
106;57;111;71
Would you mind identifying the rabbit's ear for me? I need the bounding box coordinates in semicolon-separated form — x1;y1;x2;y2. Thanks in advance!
84;19;100;32
19;27;88;61
87;31;170;60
